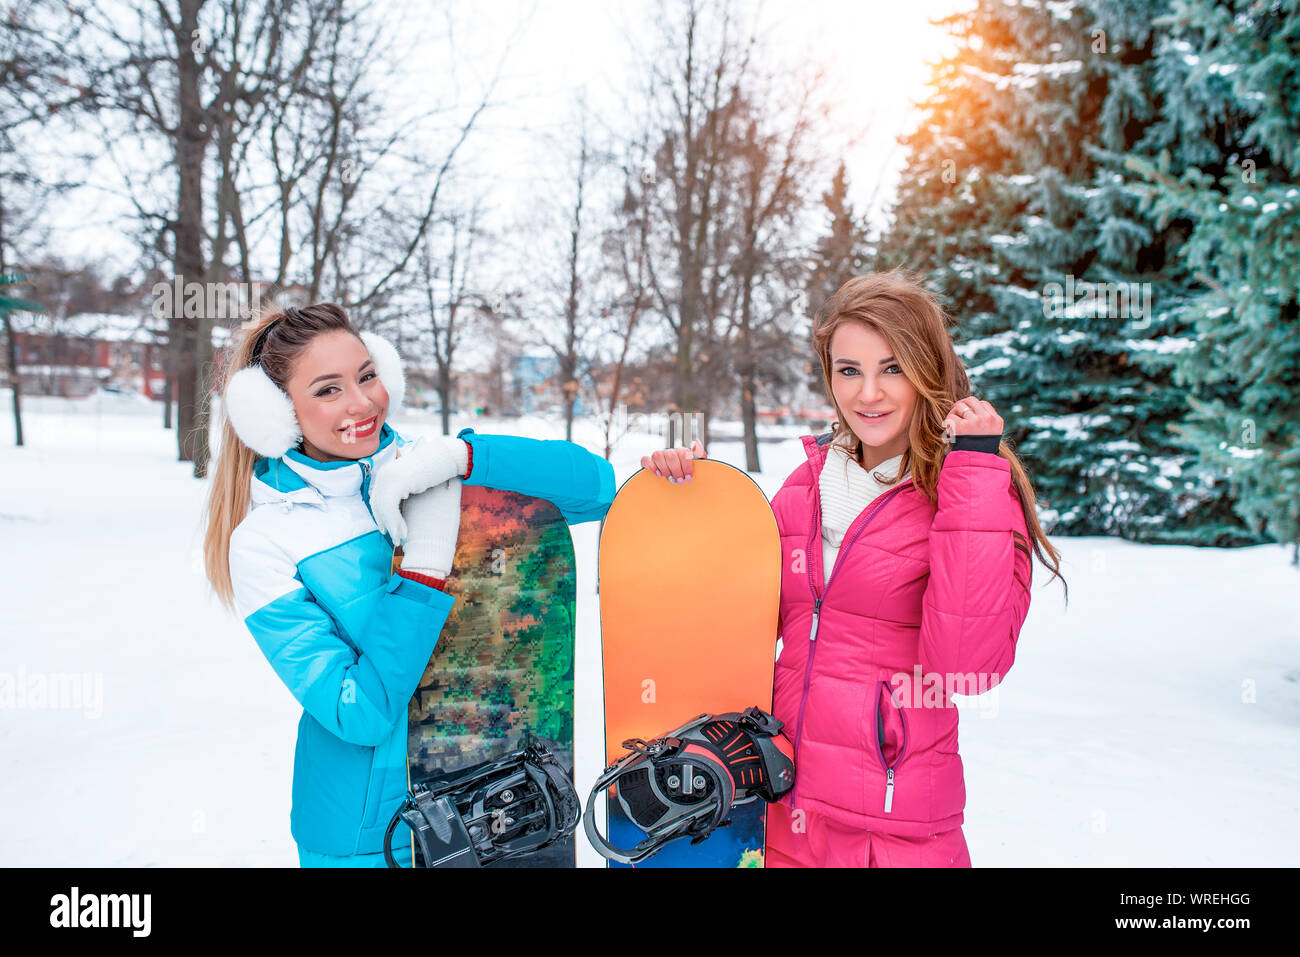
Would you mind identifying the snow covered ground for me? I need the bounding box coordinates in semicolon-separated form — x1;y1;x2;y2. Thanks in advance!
1;395;1297;867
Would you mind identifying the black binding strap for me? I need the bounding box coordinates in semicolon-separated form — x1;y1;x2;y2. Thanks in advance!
384;741;580;868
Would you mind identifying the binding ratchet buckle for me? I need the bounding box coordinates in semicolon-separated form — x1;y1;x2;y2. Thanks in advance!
583;706;795;864
385;738;581;868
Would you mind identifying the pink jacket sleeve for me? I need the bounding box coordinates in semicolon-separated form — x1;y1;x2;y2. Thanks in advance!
917;450;1033;695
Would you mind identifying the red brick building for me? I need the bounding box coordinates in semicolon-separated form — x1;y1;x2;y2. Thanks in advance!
4;313;169;398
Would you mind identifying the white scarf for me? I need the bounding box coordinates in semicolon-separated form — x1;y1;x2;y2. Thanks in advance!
819;436;909;579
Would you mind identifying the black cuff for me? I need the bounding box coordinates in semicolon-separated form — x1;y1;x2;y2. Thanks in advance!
952;434;1002;454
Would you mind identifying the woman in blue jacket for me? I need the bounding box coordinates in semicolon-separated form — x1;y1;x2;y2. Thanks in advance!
202;302;614;867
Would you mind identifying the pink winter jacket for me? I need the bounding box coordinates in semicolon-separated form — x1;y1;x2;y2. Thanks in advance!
771;432;1034;837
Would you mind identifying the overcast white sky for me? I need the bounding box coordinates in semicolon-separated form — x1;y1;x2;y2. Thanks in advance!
50;0;964;281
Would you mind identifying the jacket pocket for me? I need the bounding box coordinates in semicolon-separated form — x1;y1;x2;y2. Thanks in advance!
870;679;909;813
358;727;396;831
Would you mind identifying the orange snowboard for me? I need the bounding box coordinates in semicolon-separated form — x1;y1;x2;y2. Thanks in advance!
597;458;781;867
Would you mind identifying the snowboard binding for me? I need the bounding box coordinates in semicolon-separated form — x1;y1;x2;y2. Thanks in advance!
584;706;795;864
384;738;581;868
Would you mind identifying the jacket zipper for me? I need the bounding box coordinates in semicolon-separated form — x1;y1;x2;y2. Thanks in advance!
358;459;380;528
789;468;914;809
874;679;910;813
278;451;385;526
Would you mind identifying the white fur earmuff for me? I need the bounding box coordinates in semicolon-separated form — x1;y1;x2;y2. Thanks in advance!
224;364;303;459
359;330;405;419
224;329;406;459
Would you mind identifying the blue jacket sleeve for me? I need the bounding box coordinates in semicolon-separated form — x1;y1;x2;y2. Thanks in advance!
456;427;615;524
232;524;455;747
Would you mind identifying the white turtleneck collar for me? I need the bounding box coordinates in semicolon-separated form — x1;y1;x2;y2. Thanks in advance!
819;436;910;547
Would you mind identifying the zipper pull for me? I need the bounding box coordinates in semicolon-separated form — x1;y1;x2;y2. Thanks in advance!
809;597;822;642
884;768;895;813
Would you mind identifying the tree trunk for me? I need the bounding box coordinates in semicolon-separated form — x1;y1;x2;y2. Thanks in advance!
438;362;451;436
173;0;209;471
561;358;576;443
738;239;760;470
0;239;24;448
2;312;22;448
193;312;214;478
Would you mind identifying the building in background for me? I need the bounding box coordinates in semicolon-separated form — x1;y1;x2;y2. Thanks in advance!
3;312;168;398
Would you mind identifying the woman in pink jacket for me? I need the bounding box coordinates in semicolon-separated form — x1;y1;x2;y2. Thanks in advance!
643;272;1067;867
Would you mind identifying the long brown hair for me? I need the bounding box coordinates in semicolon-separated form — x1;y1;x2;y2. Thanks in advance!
812;272;1067;605
202;302;361;609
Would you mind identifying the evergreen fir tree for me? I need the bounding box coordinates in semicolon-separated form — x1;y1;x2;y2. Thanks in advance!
876;0;1270;545
1127;0;1300;563
807;160;870;316
804;160;870;400
1076;0;1270;545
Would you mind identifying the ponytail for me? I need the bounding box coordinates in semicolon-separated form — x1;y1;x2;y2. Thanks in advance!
202;308;284;610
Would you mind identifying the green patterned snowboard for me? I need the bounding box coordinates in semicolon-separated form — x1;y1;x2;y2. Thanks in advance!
399;485;577;867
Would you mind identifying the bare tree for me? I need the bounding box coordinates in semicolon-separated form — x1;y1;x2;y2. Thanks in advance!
247;0;516;352
619;0;828;461
555;112;594;442
589;150;657;460
0;0;96;446
623;0;757;446
415;202;492;435
65;0;512;476
513;98;610;442
728;74;821;471
254;0;491;305
70;0;322;476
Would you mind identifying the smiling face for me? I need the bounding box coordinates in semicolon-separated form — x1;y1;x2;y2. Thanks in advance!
285;329;389;462
829;321;918;470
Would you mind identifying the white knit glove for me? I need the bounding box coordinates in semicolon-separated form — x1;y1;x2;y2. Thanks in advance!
370;436;469;542
398;479;463;579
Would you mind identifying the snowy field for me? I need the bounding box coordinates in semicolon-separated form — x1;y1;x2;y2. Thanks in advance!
1;393;1297;867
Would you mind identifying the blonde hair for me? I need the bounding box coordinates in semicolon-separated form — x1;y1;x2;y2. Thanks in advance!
202;302;361;609
813;272;1068;605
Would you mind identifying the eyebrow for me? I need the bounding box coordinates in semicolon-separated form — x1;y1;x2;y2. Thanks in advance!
833;356;896;367
308;359;373;388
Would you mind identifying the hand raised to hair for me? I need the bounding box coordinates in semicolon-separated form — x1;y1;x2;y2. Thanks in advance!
942;397;1003;441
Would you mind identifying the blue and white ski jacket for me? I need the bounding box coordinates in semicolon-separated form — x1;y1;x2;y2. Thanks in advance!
228;422;614;857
